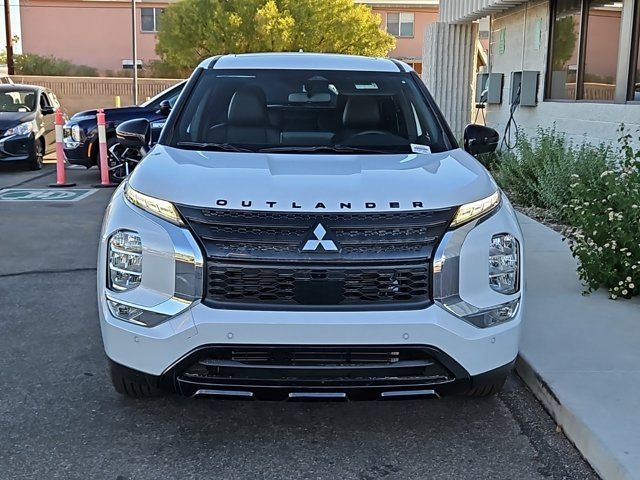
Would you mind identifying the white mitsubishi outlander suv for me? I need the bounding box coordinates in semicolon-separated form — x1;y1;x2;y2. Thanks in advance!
99;53;524;400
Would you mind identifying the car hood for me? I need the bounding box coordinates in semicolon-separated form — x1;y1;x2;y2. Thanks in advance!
0;111;35;128
72;105;142;119
128;145;499;212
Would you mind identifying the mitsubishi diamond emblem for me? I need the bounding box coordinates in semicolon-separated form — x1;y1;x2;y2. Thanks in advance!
302;223;339;252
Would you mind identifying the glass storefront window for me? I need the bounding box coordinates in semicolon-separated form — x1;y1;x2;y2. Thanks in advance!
582;1;623;100
632;2;640;101
549;0;582;99
634;46;640;101
547;0;640;101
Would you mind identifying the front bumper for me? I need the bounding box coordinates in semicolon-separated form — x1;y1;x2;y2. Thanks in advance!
109;351;516;400
63;138;93;167
0;133;35;162
98;186;524;397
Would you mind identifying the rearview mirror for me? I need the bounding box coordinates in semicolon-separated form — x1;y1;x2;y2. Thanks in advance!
41;105;55;115
116;118;150;149
463;124;499;156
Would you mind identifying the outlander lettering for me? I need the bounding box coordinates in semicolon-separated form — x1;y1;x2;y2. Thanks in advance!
212;200;430;210
99;53;523;400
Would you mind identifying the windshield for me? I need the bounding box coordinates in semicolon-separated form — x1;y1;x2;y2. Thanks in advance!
167;69;447;154
0;90;37;112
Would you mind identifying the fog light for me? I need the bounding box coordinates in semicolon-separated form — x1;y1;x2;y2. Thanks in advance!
107;297;168;327
464;299;520;328
489;234;519;294
107;299;143;323
108;230;142;291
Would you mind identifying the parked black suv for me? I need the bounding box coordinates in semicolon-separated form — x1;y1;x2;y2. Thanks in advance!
62;81;185;172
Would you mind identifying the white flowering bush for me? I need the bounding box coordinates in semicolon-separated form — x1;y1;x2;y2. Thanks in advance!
564;127;640;299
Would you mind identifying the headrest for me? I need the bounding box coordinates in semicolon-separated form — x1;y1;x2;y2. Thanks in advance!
228;87;268;127
342;96;381;129
0;94;13;107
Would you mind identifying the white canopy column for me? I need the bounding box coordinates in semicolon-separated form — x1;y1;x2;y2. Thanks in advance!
422;21;479;138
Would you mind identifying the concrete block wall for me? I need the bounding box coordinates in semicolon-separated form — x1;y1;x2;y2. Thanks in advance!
485;1;640;147
10;75;181;115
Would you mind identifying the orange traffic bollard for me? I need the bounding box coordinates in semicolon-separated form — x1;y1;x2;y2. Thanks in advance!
49;108;76;188
93;108;117;188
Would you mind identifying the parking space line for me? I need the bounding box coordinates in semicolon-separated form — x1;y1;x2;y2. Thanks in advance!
0;188;98;202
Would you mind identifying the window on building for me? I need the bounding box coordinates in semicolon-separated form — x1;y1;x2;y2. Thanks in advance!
548;0;583;99
387;12;414;37
141;7;163;33
547;0;625;101
583;1;623;98
631;0;640;100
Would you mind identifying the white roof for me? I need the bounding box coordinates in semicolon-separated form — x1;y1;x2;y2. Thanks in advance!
440;0;528;23
202;53;412;72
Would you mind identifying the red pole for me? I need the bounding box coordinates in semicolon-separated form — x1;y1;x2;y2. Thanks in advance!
94;108;117;188
49;108;76;187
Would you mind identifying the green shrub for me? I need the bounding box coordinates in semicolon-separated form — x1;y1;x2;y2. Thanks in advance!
563;127;640;299
0;52;99;77
494;127;610;222
145;60;186;79
104;61;184;79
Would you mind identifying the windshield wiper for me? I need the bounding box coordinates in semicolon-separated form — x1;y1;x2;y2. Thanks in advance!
176;141;253;152
258;145;396;154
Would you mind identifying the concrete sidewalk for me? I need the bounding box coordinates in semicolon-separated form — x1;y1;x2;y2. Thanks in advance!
517;214;640;480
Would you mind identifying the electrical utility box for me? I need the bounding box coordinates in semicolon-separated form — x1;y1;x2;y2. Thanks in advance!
475;72;504;104
510;71;539;106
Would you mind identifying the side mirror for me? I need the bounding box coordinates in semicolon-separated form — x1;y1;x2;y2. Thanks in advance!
116;118;150;149
158;100;172;116
463;124;499;156
41;105;55;115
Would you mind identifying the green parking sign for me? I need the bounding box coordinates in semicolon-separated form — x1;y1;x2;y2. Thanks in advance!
0;188;97;202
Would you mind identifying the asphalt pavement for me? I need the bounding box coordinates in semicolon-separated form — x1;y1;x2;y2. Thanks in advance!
0;165;598;480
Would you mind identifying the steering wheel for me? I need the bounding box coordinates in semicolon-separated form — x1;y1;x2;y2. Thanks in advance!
351;130;388;137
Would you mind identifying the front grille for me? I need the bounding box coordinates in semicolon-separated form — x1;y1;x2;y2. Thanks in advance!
175;206;457;309
206;262;429;308
226;349;402;365
179;347;454;387
176;206;456;263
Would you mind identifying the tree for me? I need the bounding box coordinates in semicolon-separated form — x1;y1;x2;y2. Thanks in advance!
155;0;395;74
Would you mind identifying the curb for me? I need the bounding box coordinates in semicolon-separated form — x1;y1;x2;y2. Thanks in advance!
515;355;632;480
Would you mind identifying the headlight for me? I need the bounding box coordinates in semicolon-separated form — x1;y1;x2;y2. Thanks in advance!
71;124;82;141
489;233;520;294
108;230;142;291
63;124;82;141
450;191;500;228
124;183;185;226
3;121;34;137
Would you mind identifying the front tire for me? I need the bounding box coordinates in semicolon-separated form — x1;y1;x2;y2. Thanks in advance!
109;360;164;398
29;139;44;171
